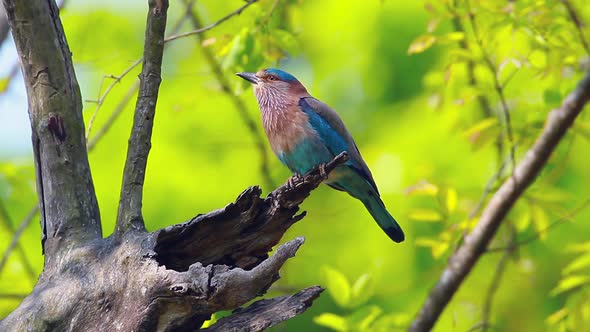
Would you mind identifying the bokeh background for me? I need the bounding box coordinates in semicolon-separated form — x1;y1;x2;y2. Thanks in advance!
1;0;590;330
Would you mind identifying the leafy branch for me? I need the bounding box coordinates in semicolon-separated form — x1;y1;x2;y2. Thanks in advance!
409;71;590;332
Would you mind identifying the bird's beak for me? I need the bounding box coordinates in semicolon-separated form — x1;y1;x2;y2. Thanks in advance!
236;72;261;85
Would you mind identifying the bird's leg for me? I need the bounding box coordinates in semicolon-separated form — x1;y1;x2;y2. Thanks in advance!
318;163;327;179
288;173;305;189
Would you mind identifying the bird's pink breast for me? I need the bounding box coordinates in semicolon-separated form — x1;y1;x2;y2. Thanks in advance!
262;105;314;156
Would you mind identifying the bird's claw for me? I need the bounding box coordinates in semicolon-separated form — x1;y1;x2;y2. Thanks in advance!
318;163;327;179
288;173;305;189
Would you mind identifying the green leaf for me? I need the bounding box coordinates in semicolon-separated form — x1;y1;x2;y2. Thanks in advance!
563;253;590;275
463;118;499;139
531;205;550;241
438;32;464;43
446;188;458;214
408;208;442;222
546;308;568;325
551;275;590;296
407;34;436;55
405;181;439;196
515;208;531;232
270;29;299;56
416;237;450;258
321;266;351;308
567;242;590;253
348;305;383;331
543;89;562;107
221;33;244;70
350;274;375;308
314;313;348;331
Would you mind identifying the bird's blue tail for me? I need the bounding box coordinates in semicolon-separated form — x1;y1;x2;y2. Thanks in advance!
361;194;405;243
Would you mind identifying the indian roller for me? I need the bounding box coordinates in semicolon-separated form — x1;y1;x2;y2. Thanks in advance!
237;68;404;243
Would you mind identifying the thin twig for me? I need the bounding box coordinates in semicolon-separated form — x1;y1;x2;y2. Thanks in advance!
85;2;192;141
465;0;516;171
409;72;590;332
0;199;36;281
479;224;516;332
85;59;142;140
469;156;510;219
0;206;39;278
87;81;140;150
0;293;27;300
164;0;260;43
486;197;590;253
561;0;590;56
185;1;275;189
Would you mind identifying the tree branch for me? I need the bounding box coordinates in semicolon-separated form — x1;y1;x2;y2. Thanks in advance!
116;0;169;236
465;0;516;170
0;153;346;330
409;72;590;332
561;0;590;56
3;0;101;260
478;224;516;332
164;0;260;43
154;151;350;271
205;286;323;331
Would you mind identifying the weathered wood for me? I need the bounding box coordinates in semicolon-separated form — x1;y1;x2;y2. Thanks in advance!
2;0;101;262
205;286;324;332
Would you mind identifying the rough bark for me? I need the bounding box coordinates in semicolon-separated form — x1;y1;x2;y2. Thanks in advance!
2;0;101;264
0;0;339;330
0;156;344;331
205;286;324;331
0;2;8;45
409;72;590;332
116;0;168;236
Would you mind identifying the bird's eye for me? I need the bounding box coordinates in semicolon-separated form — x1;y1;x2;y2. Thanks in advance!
268;75;277;81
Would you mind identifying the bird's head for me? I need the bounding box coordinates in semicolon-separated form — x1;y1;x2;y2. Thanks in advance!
237;68;308;109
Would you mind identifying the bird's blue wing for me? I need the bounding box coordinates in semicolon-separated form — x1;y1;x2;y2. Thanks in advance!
299;97;379;194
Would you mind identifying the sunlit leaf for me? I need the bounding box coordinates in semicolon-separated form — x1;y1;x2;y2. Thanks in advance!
416;237;449;258
350;274;375;308
546;308;568;325
567;242;590;253
314;313;348;331
531;204;550;241
515;208;531;232
408;208;443;222
408;34;436;55
446;188;458;214
348;305;383;330
563;253;590;275
463;118;499;139
438;32;464;43
404;180;439;196
551;275;590;296
321;266;351;308
432;241;449;258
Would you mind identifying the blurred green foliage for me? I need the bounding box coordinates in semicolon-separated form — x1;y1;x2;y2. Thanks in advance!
1;0;590;331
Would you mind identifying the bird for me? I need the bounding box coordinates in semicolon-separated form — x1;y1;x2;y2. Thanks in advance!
237;68;404;243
